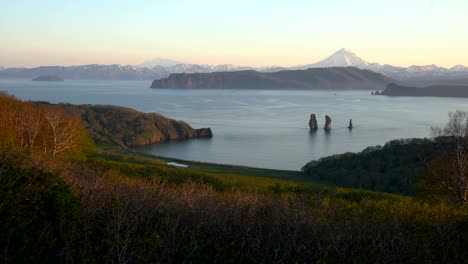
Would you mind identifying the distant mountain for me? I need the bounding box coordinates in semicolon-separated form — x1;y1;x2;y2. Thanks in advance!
0;66;4;71
378;83;468;98
1;49;467;83
150;67;392;90
0;64;161;80
138;58;183;68
294;49;468;84
162;64;254;74
297;48;372;69
0;63;257;80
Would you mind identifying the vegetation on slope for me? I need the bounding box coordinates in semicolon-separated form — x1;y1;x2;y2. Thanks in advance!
303;111;468;205
1;92;467;263
42;103;212;147
377;83;468;97
151;67;392;90
0;92;93;160
2;149;467;263
302;138;439;194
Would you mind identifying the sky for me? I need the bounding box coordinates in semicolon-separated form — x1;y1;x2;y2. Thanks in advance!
1;0;468;68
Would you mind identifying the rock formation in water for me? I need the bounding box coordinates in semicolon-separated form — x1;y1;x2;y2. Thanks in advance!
196;128;213;138
348;119;353;129
309;114;318;131
324;115;332;130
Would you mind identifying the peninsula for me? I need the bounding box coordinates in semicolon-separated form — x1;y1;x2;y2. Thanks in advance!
379;83;468;98
151;67;392;90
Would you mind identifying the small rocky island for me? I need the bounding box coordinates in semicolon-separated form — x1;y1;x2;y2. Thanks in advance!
32;75;64;82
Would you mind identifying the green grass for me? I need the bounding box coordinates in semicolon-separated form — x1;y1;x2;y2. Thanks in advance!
93;145;406;202
97;145;304;179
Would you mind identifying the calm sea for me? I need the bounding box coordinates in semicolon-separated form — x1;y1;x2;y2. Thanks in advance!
2;78;467;170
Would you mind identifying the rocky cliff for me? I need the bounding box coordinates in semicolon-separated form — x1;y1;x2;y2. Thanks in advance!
48;104;212;147
151;67;393;90
379;83;468;97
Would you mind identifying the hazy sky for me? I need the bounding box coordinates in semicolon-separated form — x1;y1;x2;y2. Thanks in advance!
1;0;468;67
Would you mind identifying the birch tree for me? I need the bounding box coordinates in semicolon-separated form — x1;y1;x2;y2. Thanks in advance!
427;111;468;204
43;108;85;157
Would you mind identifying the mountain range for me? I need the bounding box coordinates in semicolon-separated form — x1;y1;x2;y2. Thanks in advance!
301;49;468;85
1;49;468;84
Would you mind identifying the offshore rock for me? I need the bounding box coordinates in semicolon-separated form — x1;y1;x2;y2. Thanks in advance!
324;115;332;130
196;128;213;138
309;114;318;131
348;119;353;129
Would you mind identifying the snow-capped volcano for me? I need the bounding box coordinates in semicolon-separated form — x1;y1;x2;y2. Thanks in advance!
292;48;468;84
294;48;379;70
2;49;467;83
308;48;371;68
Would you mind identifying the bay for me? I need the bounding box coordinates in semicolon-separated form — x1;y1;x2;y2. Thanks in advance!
1;78;467;170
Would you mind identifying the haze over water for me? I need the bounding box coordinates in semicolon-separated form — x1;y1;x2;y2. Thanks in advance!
2;78;467;170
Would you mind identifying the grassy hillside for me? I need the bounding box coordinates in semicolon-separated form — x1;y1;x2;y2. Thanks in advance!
40;103;212;147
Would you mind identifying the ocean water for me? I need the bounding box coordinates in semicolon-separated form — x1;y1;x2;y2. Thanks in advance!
1;78;468;170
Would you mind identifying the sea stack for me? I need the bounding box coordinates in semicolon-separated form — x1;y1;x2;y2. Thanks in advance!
196;128;213;138
324;115;332;130
309;114;318;131
348;119;353;129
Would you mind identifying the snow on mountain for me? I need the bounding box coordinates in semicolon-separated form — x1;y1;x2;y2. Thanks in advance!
293;49;468;83
407;64;448;73
138;58;183;68
1;50;467;82
451;65;468;72
296;48;374;69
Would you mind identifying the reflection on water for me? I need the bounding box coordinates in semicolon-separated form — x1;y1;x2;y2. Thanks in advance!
1;78;467;170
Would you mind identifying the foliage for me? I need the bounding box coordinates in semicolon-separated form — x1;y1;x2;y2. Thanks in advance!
52;103;198;147
302;138;439;194
0;152;80;263
0;92;94;161
420;111;468;204
1;149;467;263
